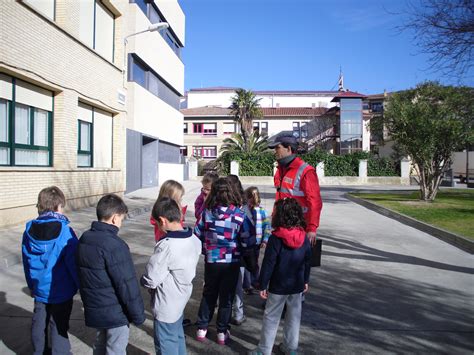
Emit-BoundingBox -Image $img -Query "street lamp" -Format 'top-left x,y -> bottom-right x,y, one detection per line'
123,22 -> 169,87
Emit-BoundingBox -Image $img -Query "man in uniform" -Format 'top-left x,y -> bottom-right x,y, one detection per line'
269,133 -> 322,245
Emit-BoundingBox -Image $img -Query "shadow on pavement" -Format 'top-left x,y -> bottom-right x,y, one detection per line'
321,234 -> 474,274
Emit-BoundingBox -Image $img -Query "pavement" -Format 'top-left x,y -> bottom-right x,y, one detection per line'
1,180 -> 473,354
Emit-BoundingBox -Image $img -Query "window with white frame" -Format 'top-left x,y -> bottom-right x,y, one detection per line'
77,102 -> 113,168
0,74 -> 53,166
183,123 -> 188,134
293,121 -> 301,138
193,146 -> 217,159
79,0 -> 115,63
223,122 -> 236,134
192,123 -> 217,135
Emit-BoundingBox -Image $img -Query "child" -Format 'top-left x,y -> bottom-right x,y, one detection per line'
250,198 -> 311,355
232,186 -> 271,325
141,198 -> 202,354
22,186 -> 79,354
194,172 -> 218,220
76,194 -> 145,354
150,180 -> 187,242
194,177 -> 251,345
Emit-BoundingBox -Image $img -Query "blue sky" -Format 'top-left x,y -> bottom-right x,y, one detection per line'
179,0 -> 473,94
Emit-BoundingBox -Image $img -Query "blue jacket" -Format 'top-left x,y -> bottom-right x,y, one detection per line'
22,212 -> 79,304
259,227 -> 311,295
76,221 -> 145,329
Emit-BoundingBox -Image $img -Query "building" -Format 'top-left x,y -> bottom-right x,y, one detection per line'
125,0 -> 185,192
181,87 -> 370,159
0,0 -> 129,226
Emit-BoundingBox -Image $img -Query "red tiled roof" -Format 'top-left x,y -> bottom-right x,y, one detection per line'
181,106 -> 328,117
330,90 -> 367,102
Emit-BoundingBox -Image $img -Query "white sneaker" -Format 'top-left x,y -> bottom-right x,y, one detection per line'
196,328 -> 207,342
217,330 -> 230,345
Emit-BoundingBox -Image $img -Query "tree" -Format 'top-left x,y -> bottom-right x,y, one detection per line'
229,89 -> 263,146
382,82 -> 474,201
401,0 -> 474,78
220,131 -> 269,154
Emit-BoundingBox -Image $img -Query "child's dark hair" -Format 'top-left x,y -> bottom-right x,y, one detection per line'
96,194 -> 128,221
226,174 -> 244,206
272,198 -> 306,229
245,186 -> 261,207
37,186 -> 66,214
202,172 -> 219,185
152,198 -> 181,223
205,177 -> 240,209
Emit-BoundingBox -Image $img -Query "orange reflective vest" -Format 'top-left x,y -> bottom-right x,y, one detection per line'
274,157 -> 315,216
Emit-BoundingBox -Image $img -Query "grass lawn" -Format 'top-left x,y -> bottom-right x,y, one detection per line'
350,189 -> 474,240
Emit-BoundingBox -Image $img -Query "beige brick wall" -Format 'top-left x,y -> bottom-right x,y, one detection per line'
0,0 -> 129,227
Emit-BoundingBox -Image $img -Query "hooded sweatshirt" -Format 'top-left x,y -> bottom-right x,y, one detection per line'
194,205 -> 245,263
22,212 -> 79,303
259,227 -> 312,295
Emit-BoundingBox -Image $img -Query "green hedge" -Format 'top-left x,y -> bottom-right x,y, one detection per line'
217,150 -> 399,176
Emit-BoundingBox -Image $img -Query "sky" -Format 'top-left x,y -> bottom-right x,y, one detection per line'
178,0 -> 473,95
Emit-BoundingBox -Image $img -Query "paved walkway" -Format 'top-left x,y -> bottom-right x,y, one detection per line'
0,181 -> 473,354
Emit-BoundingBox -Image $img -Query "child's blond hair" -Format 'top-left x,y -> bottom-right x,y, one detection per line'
158,180 -> 185,204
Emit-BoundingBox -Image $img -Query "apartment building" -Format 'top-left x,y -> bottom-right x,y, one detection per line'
181,87 -> 370,159
0,0 -> 130,226
125,0 -> 185,192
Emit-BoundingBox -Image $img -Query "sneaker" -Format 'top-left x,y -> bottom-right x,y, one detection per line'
230,315 -> 247,326
216,330 -> 230,345
196,328 -> 207,342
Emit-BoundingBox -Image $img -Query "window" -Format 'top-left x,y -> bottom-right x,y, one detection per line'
78,120 -> 92,167
79,0 -> 115,63
293,122 -> 300,138
261,122 -> 268,135
77,102 -> 113,168
301,124 -> 308,138
128,55 -> 181,110
340,98 -> 363,154
23,0 -> 55,20
183,123 -> 188,134
193,123 -> 203,134
193,146 -> 217,159
223,122 -> 236,134
0,75 -> 53,166
180,146 -> 188,156
253,122 -> 260,133
203,123 -> 217,135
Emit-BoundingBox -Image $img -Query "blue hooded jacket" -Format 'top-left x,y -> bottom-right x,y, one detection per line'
22,212 -> 79,304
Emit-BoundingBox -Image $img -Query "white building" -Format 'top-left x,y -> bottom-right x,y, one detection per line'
125,0 -> 185,192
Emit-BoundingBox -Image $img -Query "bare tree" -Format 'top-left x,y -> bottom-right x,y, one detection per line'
402,0 -> 474,78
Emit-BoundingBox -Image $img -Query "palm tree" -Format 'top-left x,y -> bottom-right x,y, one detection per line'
229,89 -> 263,147
220,131 -> 269,154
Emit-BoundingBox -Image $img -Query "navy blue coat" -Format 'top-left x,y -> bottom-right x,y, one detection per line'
259,233 -> 311,295
76,221 -> 145,329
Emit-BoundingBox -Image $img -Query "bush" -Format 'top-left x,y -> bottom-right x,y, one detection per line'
217,149 -> 399,177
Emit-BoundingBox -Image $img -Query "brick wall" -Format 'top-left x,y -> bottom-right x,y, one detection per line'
0,0 -> 128,227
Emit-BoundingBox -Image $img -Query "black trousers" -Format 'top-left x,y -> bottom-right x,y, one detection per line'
196,262 -> 240,333
31,299 -> 73,355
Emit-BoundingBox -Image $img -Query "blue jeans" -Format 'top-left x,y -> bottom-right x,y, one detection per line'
154,315 -> 186,355
93,325 -> 129,355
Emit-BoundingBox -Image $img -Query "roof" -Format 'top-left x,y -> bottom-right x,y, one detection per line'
330,90 -> 368,102
181,106 -> 328,117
